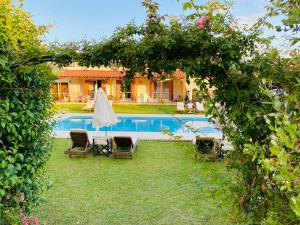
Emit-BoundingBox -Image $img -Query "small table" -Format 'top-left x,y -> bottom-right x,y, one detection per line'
92,136 -> 112,157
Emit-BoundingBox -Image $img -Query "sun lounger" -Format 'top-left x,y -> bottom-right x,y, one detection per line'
195,102 -> 205,112
193,137 -> 221,161
81,100 -> 94,111
64,130 -> 92,157
112,136 -> 139,159
176,102 -> 185,112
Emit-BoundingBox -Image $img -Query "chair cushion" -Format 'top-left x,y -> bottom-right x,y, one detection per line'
70,130 -> 89,147
113,137 -> 133,148
196,138 -> 214,154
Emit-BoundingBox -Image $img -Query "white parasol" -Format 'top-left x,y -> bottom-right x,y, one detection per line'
93,88 -> 119,135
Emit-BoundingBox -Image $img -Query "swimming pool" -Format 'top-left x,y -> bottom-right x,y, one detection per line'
55,116 -> 221,135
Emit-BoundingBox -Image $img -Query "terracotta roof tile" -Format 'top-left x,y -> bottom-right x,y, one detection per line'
59,70 -> 125,78
59,70 -> 185,79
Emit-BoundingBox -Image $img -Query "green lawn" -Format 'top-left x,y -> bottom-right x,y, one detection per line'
39,139 -> 234,225
54,103 -> 194,114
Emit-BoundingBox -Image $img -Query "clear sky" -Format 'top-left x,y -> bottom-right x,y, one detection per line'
22,0 -> 270,43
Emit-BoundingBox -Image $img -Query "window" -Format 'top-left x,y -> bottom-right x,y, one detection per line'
153,81 -> 169,99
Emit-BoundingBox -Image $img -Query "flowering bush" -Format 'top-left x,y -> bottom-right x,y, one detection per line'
196,16 -> 210,29
0,1 -> 54,223
20,209 -> 39,225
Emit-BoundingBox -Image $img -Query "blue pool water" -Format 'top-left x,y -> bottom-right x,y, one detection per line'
54,116 -> 221,134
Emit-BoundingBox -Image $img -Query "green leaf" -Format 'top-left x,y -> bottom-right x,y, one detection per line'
291,37 -> 300,46
265,22 -> 274,29
290,195 -> 300,216
0,56 -> 8,67
0,189 -> 5,198
182,2 -> 192,10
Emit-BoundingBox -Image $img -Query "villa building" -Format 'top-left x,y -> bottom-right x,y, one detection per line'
52,66 -> 201,103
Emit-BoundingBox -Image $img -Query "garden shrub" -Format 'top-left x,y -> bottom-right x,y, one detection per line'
0,1 -> 55,223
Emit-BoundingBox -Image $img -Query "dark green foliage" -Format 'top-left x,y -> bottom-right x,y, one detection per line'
0,1 -> 55,223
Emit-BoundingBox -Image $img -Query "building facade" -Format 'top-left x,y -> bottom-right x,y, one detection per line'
52,66 -> 200,103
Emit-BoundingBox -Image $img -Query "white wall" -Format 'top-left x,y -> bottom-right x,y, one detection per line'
136,78 -> 150,103
173,79 -> 185,100
68,78 -> 81,101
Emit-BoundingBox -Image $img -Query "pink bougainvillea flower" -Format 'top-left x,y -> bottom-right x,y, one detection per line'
197,23 -> 205,29
32,217 -> 39,225
196,16 -> 210,29
5,194 -> 11,200
23,217 -> 29,225
200,17 -> 207,24
196,18 -> 204,29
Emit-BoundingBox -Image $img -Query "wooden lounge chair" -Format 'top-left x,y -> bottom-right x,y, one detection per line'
195,102 -> 205,112
176,102 -> 185,112
81,100 -> 94,112
193,137 -> 221,161
64,130 -> 92,157
111,136 -> 138,159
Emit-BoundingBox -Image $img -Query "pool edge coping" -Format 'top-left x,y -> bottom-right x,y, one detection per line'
54,113 -> 207,121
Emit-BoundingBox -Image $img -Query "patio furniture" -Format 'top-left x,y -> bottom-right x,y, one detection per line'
93,88 -> 119,135
92,136 -> 112,156
195,102 -> 205,112
176,102 -> 185,112
187,102 -> 194,113
193,137 -> 221,161
147,97 -> 154,103
64,130 -> 92,157
220,138 -> 234,157
112,136 -> 139,159
82,100 -> 94,111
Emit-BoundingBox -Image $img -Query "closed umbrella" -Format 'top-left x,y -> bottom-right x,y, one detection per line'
93,88 -> 119,135
94,83 -> 98,100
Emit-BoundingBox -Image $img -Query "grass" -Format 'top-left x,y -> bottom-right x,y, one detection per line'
39,139 -> 234,225
54,103 -> 196,114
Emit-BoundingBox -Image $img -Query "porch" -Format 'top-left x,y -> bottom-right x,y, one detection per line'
131,77 -> 187,103
52,78 -> 187,103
